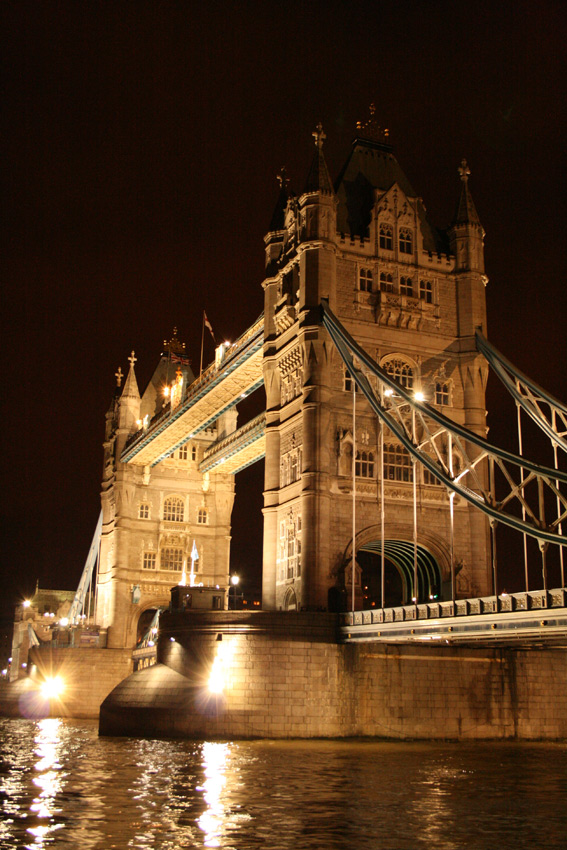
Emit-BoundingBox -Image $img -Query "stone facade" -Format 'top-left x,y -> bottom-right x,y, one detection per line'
99,612 -> 567,740
262,123 -> 491,611
96,335 -> 236,649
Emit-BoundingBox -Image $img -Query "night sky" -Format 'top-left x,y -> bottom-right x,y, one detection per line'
2,1 -> 566,617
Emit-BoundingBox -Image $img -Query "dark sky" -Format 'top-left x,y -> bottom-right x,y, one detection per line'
2,0 -> 566,616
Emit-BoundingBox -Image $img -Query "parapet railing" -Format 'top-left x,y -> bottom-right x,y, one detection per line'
340,587 -> 566,628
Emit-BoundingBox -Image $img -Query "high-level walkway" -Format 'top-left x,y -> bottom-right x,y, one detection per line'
122,314 -> 264,467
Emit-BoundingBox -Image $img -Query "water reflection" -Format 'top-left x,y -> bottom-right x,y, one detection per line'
27,718 -> 65,846
0,720 -> 566,849
197,742 -> 229,847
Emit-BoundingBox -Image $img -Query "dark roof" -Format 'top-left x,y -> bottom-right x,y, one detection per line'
452,176 -> 482,228
334,136 -> 441,252
304,146 -> 334,195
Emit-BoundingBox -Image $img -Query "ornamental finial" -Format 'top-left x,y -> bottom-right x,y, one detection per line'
277,166 -> 289,189
115,366 -> 123,388
459,159 -> 471,182
356,103 -> 389,143
312,122 -> 326,150
128,351 -> 137,368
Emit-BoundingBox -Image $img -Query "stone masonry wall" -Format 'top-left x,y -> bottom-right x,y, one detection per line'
99,612 -> 567,739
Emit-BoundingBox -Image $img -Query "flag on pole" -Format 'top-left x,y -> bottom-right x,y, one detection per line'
190,539 -> 199,587
204,312 -> 216,343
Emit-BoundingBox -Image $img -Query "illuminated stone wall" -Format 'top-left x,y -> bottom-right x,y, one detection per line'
99,613 -> 567,740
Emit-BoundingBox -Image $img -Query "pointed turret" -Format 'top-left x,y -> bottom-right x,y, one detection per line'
121,351 -> 140,400
452,159 -> 483,229
449,160 -> 485,275
117,351 -> 141,438
304,123 -> 334,194
269,167 -> 294,232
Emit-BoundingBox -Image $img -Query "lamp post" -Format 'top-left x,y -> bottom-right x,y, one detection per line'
230,574 -> 239,609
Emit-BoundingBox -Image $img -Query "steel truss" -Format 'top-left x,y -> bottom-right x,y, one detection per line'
476,332 -> 567,454
321,301 -> 567,550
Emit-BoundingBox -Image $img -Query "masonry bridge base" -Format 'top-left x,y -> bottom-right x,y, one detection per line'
99,611 -> 567,740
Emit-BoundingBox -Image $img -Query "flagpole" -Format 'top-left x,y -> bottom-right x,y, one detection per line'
200,311 -> 205,377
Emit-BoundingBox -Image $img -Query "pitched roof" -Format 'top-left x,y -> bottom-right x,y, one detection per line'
121,353 -> 140,401
334,135 -> 441,252
452,161 -> 482,228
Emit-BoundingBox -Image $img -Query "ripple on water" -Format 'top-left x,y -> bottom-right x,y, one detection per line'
0,720 -> 565,849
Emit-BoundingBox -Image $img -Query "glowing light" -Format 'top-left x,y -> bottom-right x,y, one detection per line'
414,391 -> 425,402
21,663 -> 27,668
208,657 -> 225,694
23,599 -> 31,608
59,617 -> 68,627
230,575 -> 239,587
40,676 -> 65,699
384,388 -> 394,397
170,637 -> 175,642
164,386 -> 170,397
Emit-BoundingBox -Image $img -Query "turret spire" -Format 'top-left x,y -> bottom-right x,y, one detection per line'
121,350 -> 140,400
453,159 -> 482,228
304,123 -> 334,194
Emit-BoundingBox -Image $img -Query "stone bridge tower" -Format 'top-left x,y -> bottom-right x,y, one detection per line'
96,332 -> 236,648
262,117 -> 490,611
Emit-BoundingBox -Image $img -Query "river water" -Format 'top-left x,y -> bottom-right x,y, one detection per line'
0,719 -> 565,849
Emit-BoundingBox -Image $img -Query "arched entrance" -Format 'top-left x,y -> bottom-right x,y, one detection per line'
357,540 -> 442,607
283,587 -> 298,611
136,608 -> 159,645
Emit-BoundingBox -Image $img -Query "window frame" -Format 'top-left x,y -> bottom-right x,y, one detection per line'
163,496 -> 185,523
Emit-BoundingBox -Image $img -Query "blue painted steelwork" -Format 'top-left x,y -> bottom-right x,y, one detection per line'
359,540 -> 441,603
200,413 -> 266,473
476,331 -> 567,454
69,510 -> 102,624
121,314 -> 264,465
321,300 -> 567,547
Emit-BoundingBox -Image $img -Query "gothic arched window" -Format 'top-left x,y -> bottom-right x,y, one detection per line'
399,228 -> 413,254
379,272 -> 393,292
382,357 -> 415,389
163,496 -> 184,522
379,223 -> 393,250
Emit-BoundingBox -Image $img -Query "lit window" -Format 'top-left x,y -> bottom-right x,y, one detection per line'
191,446 -> 197,461
379,223 -> 393,250
400,276 -> 413,296
197,508 -> 208,524
161,547 -> 183,571
419,280 -> 433,303
399,228 -> 413,254
163,496 -> 184,522
142,552 -> 156,570
355,450 -> 375,478
435,382 -> 450,406
359,268 -> 373,292
344,366 -> 359,393
278,514 -> 302,580
178,445 -> 188,460
383,358 -> 414,389
379,272 -> 394,292
384,443 -> 412,482
138,504 -> 149,519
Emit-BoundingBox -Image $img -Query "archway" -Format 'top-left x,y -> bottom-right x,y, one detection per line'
357,540 -> 442,606
136,608 -> 159,645
283,587 -> 298,611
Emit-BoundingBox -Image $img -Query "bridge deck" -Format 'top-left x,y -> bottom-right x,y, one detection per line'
200,413 -> 266,474
122,315 -> 264,466
340,588 -> 567,646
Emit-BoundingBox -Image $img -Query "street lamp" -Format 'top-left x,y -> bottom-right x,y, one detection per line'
230,574 -> 239,609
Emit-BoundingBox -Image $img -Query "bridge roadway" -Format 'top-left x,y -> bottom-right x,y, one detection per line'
340,588 -> 567,646
122,315 -> 265,467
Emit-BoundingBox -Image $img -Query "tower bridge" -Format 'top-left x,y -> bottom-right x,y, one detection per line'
7,116 -> 566,735
86,117 -> 566,652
